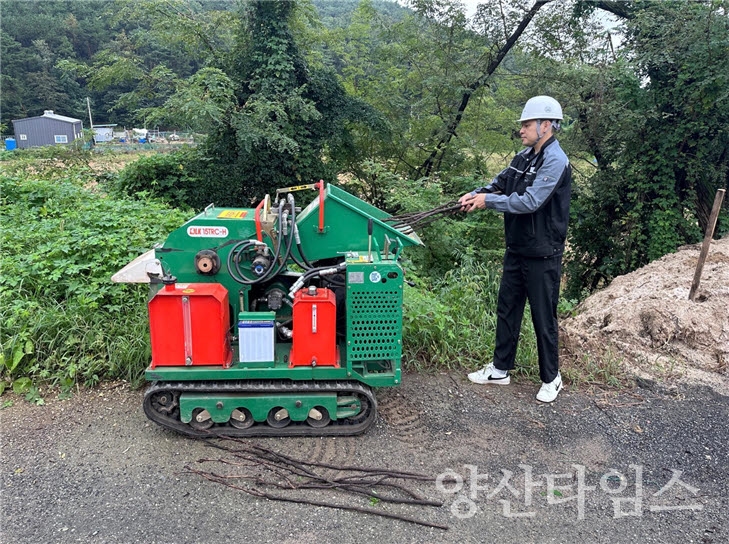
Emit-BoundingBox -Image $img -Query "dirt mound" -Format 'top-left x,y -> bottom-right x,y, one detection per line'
562,237 -> 729,393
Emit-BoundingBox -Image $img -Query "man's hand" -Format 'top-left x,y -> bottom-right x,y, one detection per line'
459,192 -> 487,213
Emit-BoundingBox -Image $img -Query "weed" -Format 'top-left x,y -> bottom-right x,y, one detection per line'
557,297 -> 579,318
11,377 -> 32,394
24,386 -> 45,406
402,257 -> 542,381
0,151 -> 188,391
561,347 -> 628,388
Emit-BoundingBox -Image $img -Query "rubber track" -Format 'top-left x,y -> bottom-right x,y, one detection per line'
143,380 -> 377,438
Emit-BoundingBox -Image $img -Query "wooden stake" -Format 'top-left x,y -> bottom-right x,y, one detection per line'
689,189 -> 726,301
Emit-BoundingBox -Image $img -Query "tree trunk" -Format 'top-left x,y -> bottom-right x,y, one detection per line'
416,0 -> 553,179
586,1 -> 635,20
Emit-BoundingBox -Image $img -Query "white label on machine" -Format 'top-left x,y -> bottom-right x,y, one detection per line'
187,225 -> 229,238
369,271 -> 381,283
239,321 -> 275,363
348,271 -> 364,284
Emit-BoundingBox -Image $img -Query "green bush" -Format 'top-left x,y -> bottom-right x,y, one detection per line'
111,146 -> 262,210
0,165 -> 189,388
402,257 -> 540,381
113,147 -> 199,208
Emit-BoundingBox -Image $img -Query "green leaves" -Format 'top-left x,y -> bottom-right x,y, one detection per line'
562,1 -> 729,298
12,377 -> 32,395
4,340 -> 34,375
152,67 -> 236,131
186,0 -> 383,201
0,154 -> 188,387
1,173 -> 184,306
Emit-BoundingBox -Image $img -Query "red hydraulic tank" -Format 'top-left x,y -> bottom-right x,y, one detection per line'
289,287 -> 339,367
148,282 -> 232,368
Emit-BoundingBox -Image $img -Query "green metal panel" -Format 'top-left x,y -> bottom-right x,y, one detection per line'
145,341 -> 401,386
179,392 -> 342,423
145,363 -> 400,386
239,311 -> 276,321
345,258 -> 404,367
147,363 -> 347,382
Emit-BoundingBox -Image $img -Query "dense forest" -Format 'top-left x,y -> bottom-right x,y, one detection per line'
2,0 -> 728,294
0,0 -> 407,129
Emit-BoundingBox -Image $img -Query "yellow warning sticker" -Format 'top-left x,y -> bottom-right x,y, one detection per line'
217,210 -> 248,219
182,288 -> 196,294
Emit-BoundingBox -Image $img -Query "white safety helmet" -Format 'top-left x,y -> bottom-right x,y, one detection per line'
519,95 -> 563,122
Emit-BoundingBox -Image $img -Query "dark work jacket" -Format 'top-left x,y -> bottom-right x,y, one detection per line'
472,137 -> 571,258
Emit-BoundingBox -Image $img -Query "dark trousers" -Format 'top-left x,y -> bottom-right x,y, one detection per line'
493,250 -> 561,383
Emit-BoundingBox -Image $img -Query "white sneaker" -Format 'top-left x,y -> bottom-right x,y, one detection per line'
536,373 -> 563,403
468,362 -> 510,385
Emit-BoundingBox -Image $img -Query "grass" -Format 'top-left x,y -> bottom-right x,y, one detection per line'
402,257 -> 541,382
1,296 -> 152,388
0,148 -> 189,396
561,348 -> 628,389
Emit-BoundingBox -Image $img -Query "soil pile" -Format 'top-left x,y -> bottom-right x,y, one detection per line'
562,237 -> 729,393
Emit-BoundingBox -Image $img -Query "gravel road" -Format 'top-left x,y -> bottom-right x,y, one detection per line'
1,373 -> 727,544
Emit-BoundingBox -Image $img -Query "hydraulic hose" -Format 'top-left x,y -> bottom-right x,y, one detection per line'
227,201 -> 285,285
288,262 -> 347,298
285,193 -> 312,271
226,240 -> 262,285
286,193 -> 314,271
227,192 -> 320,286
257,199 -> 295,282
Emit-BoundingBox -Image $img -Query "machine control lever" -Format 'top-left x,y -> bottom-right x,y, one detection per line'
367,218 -> 373,262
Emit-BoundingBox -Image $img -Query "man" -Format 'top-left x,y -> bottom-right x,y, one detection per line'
459,95 -> 571,403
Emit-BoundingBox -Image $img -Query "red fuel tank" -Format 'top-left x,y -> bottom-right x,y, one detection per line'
289,287 -> 339,367
149,282 -> 232,368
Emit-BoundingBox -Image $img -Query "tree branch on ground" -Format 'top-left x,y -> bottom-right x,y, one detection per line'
180,438 -> 449,530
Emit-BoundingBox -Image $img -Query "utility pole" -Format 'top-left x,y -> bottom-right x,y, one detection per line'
86,97 -> 94,129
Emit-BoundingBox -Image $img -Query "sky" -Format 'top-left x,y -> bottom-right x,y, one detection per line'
397,0 -> 622,38
462,0 -> 483,16
395,0 -> 518,17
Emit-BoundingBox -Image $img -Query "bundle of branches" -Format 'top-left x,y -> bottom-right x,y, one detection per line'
384,201 -> 463,231
182,437 -> 448,530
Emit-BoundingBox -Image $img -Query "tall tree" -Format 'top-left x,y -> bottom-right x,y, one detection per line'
412,0 -> 552,178
193,0 -> 381,201
96,0 -> 382,206
562,0 -> 729,296
323,0 -> 557,182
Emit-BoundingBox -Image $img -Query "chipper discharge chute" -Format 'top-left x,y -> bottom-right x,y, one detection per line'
113,182 -> 422,437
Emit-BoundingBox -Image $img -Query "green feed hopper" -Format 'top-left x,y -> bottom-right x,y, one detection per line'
296,184 -> 423,262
